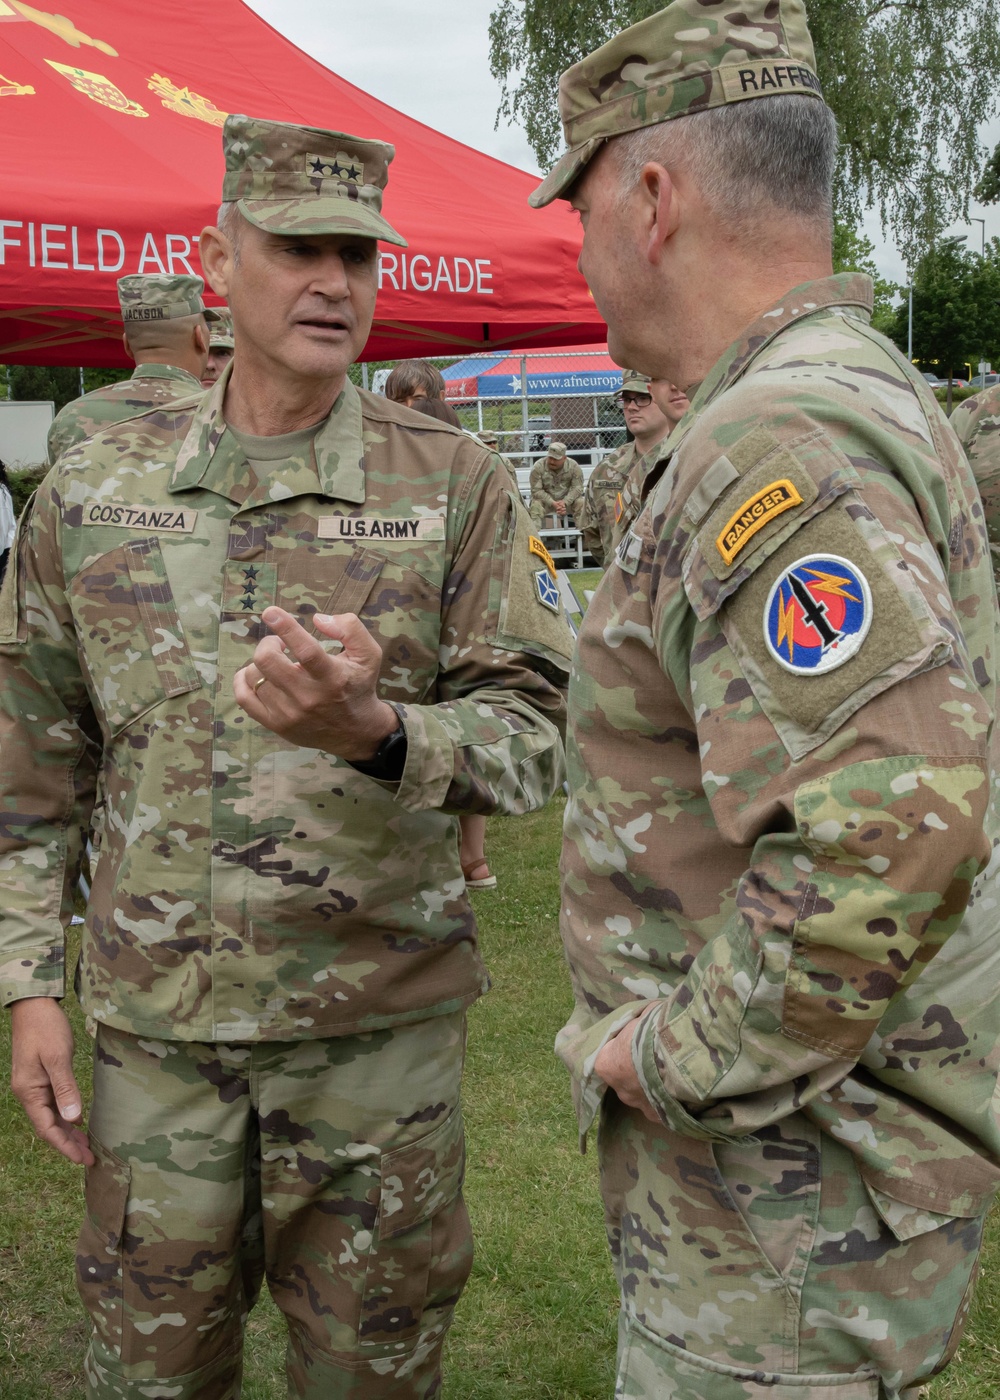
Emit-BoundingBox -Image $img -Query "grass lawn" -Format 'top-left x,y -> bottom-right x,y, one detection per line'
0,797 -> 997,1397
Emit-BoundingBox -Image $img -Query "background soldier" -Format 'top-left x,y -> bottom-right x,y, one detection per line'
2,114 -> 571,1400
952,383 -> 1000,592
579,372 -> 687,565
530,2 -> 1000,1396
200,304 -> 234,387
529,440 -> 583,525
478,428 -> 520,493
46,272 -> 215,463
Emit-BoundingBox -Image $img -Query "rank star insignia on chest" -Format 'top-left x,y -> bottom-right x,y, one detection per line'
534,568 -> 561,613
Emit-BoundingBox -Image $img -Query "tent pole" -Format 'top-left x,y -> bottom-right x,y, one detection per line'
79,366 -> 85,395
361,362 -> 370,391
520,355 -> 529,459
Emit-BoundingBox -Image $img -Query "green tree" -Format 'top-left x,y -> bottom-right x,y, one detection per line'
889,236 -> 1000,409
489,0 -> 1000,264
0,363 -> 132,412
832,221 -> 898,334
6,364 -> 81,413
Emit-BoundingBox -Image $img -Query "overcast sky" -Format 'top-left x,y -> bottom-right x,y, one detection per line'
245,0 -> 1000,291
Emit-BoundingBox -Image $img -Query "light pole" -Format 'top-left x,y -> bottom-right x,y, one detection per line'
972,217 -> 987,385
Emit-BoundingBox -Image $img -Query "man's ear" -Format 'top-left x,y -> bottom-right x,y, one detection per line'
640,162 -> 680,266
200,225 -> 233,298
121,331 -> 135,364
194,322 -> 210,355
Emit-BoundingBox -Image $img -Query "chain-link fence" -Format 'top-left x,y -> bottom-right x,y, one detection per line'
361,350 -> 629,567
363,348 -> 627,493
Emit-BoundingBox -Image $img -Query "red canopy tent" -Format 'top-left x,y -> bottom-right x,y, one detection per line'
0,0 -> 604,366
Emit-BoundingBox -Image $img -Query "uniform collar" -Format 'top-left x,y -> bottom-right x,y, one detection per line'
168,367 -> 366,507
131,362 -> 202,388
652,273 -> 875,472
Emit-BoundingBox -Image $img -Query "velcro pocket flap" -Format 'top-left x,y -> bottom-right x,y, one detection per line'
378,1104 -> 465,1240
683,428 -> 859,621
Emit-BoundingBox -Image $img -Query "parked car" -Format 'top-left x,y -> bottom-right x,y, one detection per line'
970,373 -> 1000,391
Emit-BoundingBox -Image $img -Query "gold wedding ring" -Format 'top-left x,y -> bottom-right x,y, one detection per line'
253,676 -> 267,695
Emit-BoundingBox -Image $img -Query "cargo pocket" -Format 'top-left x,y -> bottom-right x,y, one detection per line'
70,537 -> 201,736
359,1104 -> 472,1357
76,1136 -> 130,1357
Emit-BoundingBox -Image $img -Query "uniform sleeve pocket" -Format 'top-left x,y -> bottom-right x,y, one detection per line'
359,1105 -> 471,1353
70,537 -> 201,736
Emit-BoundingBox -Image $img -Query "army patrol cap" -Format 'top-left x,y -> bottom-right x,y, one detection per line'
547,441 -> 568,460
222,114 -> 407,247
117,274 -> 221,324
479,430 -> 499,446
529,0 -> 823,207
621,370 -> 651,393
209,306 -> 234,350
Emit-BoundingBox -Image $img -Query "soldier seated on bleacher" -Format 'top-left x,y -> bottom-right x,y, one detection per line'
529,441 -> 584,527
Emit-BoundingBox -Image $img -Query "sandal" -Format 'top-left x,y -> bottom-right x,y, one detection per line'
462,859 -> 497,890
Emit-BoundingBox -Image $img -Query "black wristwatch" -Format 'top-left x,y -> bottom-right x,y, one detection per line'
348,720 -> 408,782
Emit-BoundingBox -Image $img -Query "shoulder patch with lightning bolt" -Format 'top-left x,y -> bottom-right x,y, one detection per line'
764,554 -> 872,675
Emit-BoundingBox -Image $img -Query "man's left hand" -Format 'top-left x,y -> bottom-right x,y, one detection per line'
234,607 -> 399,760
594,1009 -> 661,1123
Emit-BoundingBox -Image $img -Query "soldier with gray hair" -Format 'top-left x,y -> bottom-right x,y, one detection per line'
46,273 -> 216,463
532,1 -> 1000,1396
1,113 -> 571,1399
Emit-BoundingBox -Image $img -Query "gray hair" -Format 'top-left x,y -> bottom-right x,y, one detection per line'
613,95 -> 837,241
216,202 -> 244,260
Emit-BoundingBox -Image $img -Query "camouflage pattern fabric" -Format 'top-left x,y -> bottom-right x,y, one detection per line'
952,383 -> 1000,593
80,1012 -> 470,1399
614,438 -> 668,551
530,0 -> 822,207
46,363 -> 204,464
529,457 -> 584,523
560,274 -> 1000,1392
600,1098 -> 982,1398
0,372 -> 572,1041
223,114 -> 407,246
208,305 -> 235,351
117,272 -> 217,324
578,441 -> 634,566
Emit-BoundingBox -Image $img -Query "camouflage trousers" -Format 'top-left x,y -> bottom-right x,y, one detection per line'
78,1013 -> 472,1400
598,1097 -> 984,1400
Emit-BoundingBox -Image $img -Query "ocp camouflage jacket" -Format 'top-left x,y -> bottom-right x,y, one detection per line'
0,377 -> 572,1041
560,274 -> 1000,1228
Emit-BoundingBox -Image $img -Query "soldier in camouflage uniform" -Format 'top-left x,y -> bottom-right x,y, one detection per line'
530,3 -> 1000,1396
478,428 -> 521,494
579,372 -> 687,566
46,273 -> 216,463
201,305 -> 235,387
1,114 -> 571,1400
952,384 -> 1000,592
529,440 -> 584,525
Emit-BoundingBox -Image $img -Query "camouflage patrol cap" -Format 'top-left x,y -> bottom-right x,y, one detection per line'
547,441 -> 568,460
117,274 -> 219,324
529,0 -> 822,208
208,306 -> 234,350
479,430 -> 499,446
621,370 -> 651,393
222,114 -> 407,247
